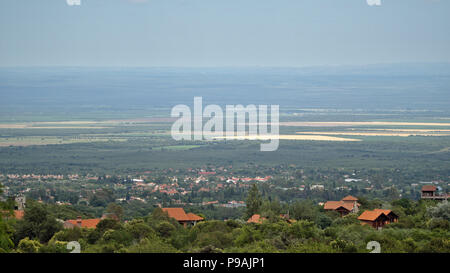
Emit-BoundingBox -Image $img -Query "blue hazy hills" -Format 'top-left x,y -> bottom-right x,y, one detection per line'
1,63 -> 449,115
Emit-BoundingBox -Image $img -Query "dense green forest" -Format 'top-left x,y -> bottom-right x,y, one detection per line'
1,128 -> 450,174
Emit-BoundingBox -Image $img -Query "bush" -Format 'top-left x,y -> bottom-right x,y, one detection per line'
17,237 -> 42,253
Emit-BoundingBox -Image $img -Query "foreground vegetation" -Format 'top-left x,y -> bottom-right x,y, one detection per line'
1,184 -> 449,253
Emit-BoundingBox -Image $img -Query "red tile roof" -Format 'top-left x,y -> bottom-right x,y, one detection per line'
14,210 -> 24,220
358,210 -> 386,221
66,218 -> 101,229
1,210 -> 24,220
373,209 -> 392,215
342,195 -> 358,201
162,208 -> 203,222
358,209 -> 399,222
373,209 -> 399,218
421,185 -> 437,192
247,214 -> 266,224
323,201 -> 354,211
187,212 -> 204,221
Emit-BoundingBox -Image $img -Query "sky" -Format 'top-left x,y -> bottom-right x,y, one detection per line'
0,0 -> 449,67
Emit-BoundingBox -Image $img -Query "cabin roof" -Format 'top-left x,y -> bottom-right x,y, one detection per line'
342,195 -> 358,201
14,210 -> 24,220
65,218 -> 101,229
162,208 -> 203,222
247,214 -> 266,224
373,209 -> 398,218
421,185 -> 437,192
187,212 -> 204,221
358,210 -> 384,221
323,201 -> 354,211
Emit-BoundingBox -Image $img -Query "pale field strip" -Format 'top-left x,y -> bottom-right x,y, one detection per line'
0,123 -> 109,129
213,135 -> 361,141
427,147 -> 450,154
172,133 -> 362,142
0,137 -> 127,147
296,132 -> 450,137
0,118 -> 175,129
30,127 -> 110,129
280,121 -> 450,127
366,129 -> 450,132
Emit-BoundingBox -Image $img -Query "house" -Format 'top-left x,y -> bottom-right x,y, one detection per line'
358,209 -> 399,229
421,185 -> 437,197
421,185 -> 448,200
358,210 -> 389,229
161,208 -> 204,227
324,201 -> 354,216
64,216 -> 101,229
323,195 -> 360,216
247,214 -> 266,224
310,184 -> 324,190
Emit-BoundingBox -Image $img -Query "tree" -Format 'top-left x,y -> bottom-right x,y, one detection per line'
156,221 -> 176,238
124,219 -> 155,240
0,184 -> 14,252
17,237 -> 42,253
290,200 -> 317,221
106,203 -> 124,221
14,202 -> 62,243
0,216 -> 14,252
372,173 -> 384,190
96,218 -> 121,233
428,202 -> 450,222
245,185 -> 262,219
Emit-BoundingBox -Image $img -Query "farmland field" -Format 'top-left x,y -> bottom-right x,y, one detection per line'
0,67 -> 449,175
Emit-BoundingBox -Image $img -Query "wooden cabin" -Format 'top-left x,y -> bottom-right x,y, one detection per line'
420,185 -> 449,200
358,209 -> 399,229
421,185 -> 437,198
323,195 -> 360,216
358,210 -> 390,229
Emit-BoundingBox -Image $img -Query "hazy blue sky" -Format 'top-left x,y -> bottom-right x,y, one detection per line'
0,0 -> 449,67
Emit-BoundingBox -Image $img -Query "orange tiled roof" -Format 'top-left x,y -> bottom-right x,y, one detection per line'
373,209 -> 398,218
187,212 -> 204,221
373,209 -> 392,215
341,195 -> 358,201
162,208 -> 203,222
66,218 -> 101,229
247,214 -> 266,224
14,210 -> 24,220
358,210 -> 385,221
1,210 -> 24,220
421,185 -> 437,192
323,201 -> 354,211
